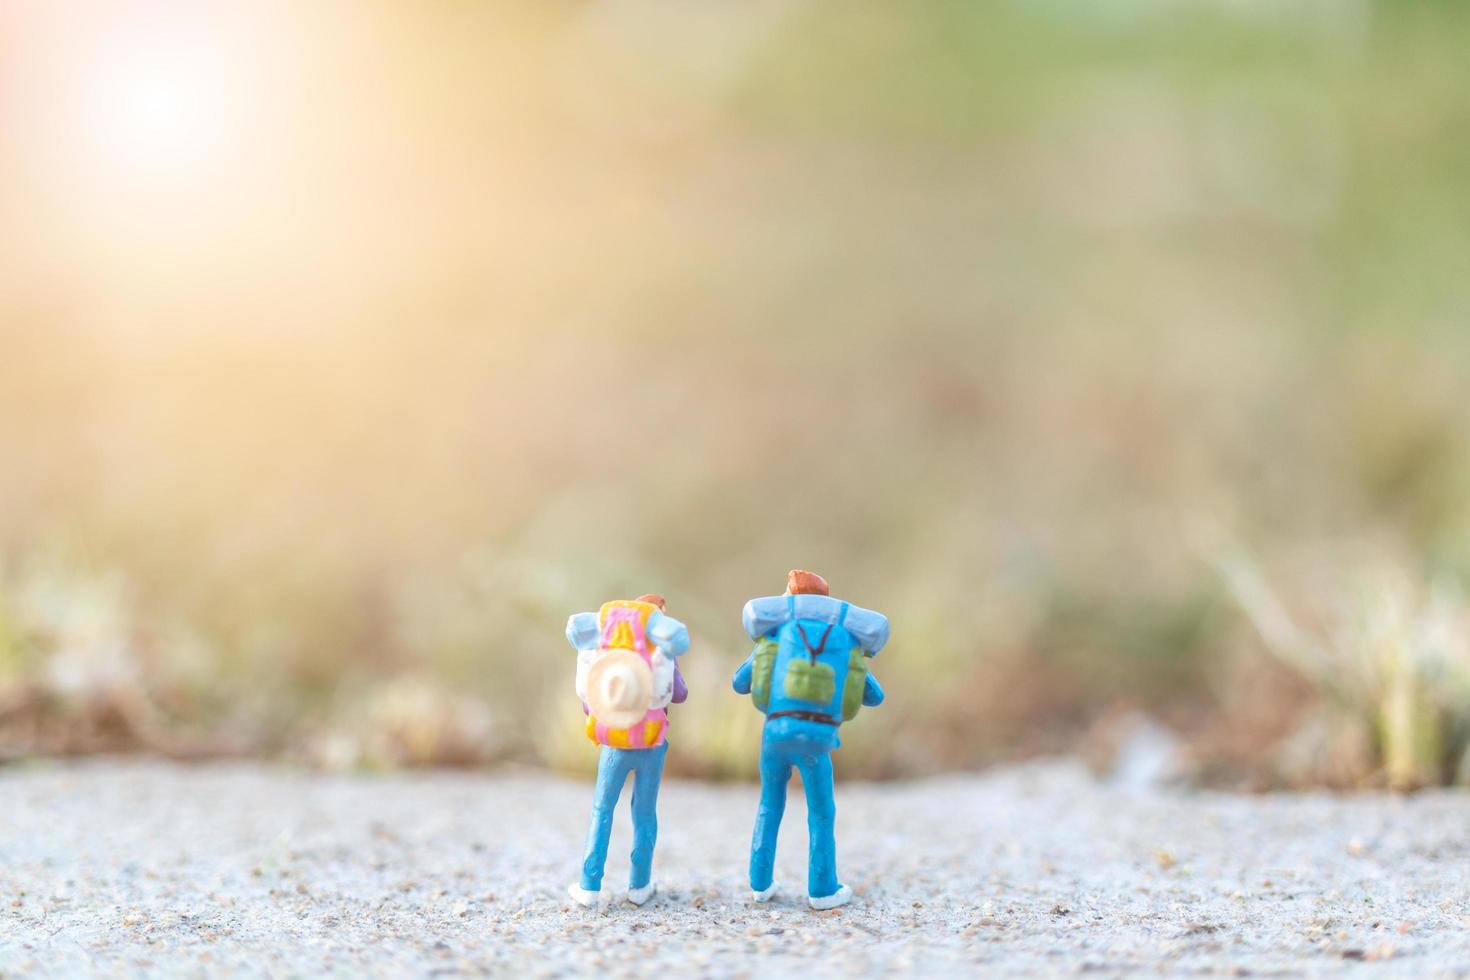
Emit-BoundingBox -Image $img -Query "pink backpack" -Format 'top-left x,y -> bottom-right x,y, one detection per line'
580,600 -> 669,749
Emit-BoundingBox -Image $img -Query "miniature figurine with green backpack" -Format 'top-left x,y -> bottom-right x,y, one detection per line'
733,570 -> 888,909
749,635 -> 869,722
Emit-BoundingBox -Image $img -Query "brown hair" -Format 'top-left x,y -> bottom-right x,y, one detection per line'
785,570 -> 829,596
635,593 -> 667,610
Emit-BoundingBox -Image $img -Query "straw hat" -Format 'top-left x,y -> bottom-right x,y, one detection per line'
585,650 -> 653,730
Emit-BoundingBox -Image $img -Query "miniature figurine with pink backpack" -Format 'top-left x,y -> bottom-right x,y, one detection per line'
575,599 -> 680,749
564,594 -> 688,907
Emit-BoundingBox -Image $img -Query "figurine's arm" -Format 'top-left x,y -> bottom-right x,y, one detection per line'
646,611 -> 689,657
671,664 -> 688,704
732,652 -> 755,695
862,671 -> 885,707
566,612 -> 599,650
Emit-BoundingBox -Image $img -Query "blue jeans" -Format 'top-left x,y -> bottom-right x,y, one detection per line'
580,742 -> 667,892
749,729 -> 840,899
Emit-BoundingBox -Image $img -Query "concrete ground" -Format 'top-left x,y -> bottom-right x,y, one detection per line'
2,759 -> 1469,977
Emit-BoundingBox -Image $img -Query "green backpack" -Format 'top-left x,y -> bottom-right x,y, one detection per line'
751,636 -> 868,721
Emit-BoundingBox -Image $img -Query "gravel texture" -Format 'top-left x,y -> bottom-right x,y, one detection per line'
3,759 -> 1470,977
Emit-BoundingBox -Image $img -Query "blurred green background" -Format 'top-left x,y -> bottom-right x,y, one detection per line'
1,1 -> 1468,785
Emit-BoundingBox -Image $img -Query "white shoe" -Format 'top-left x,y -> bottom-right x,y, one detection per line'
627,882 -> 656,906
751,881 -> 779,903
567,884 -> 599,908
808,884 -> 852,910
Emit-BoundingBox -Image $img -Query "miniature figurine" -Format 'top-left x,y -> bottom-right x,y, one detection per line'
733,570 -> 889,910
565,594 -> 689,907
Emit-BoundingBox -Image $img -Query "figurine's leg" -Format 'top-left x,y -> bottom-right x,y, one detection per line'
749,743 -> 791,894
627,742 -> 667,896
797,751 -> 844,904
579,747 -> 629,893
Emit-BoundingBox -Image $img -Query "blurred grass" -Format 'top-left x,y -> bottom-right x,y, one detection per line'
1225,551 -> 1470,789
0,1 -> 1468,781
